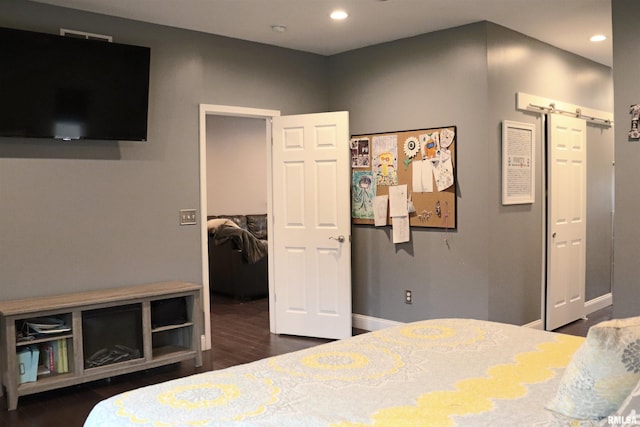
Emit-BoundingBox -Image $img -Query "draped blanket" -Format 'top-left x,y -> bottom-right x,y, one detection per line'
212,224 -> 268,264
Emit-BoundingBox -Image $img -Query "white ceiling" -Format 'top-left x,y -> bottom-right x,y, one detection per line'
32,0 -> 613,66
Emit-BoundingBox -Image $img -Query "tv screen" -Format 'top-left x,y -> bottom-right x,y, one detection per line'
0,27 -> 150,141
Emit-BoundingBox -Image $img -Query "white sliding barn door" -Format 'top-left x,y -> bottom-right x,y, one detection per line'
271,112 -> 352,339
546,115 -> 587,331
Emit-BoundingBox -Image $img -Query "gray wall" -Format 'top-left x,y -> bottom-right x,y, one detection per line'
0,0 -> 615,326
329,23 -> 492,322
329,22 -> 613,325
612,0 -> 640,318
485,23 -> 614,324
0,0 -> 328,300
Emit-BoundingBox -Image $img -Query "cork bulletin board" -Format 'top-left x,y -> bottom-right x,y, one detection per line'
351,126 -> 457,229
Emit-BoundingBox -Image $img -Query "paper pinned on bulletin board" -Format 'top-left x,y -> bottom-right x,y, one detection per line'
372,135 -> 398,186
388,184 -> 408,217
373,195 -> 388,226
389,185 -> 410,243
351,126 -> 457,229
412,160 -> 434,193
392,215 -> 410,243
351,171 -> 376,219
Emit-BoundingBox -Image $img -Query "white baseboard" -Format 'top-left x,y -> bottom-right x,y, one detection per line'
585,292 -> 612,315
523,319 -> 544,330
352,313 -> 404,332
355,293 -> 613,333
524,292 -> 613,330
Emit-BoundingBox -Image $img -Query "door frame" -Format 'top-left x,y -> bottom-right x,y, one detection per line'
198,104 -> 280,350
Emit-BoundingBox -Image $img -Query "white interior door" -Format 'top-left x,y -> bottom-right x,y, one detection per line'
271,111 -> 351,339
546,114 -> 587,331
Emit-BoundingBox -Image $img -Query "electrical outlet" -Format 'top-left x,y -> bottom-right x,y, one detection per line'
405,290 -> 412,304
179,209 -> 197,226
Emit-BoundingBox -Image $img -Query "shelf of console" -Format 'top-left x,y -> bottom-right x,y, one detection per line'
0,281 -> 203,411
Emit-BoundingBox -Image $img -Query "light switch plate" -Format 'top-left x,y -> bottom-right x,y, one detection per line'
179,209 -> 197,226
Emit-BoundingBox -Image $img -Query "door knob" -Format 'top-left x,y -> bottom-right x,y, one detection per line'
330,235 -> 345,243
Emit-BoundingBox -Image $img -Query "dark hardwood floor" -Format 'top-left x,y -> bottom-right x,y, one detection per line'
0,296 -> 612,426
0,296 -> 332,426
553,303 -> 613,336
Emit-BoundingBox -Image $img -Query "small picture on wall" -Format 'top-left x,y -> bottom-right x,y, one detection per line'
351,171 -> 376,219
502,120 -> 535,205
372,134 -> 398,186
350,137 -> 370,168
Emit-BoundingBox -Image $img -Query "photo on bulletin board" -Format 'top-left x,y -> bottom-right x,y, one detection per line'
350,126 -> 457,229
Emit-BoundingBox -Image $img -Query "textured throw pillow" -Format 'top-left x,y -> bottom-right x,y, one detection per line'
606,378 -> 640,426
546,317 -> 640,420
246,214 -> 267,240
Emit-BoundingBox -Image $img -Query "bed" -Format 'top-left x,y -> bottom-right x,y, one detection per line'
84,318 -> 639,427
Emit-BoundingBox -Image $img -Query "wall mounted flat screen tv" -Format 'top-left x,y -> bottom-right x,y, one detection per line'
0,27 -> 150,141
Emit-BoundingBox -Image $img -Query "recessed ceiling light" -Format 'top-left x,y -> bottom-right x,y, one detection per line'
330,10 -> 348,20
271,24 -> 287,33
590,34 -> 606,42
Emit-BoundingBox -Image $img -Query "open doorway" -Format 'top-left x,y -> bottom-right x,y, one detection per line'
198,104 -> 280,350
205,115 -> 270,329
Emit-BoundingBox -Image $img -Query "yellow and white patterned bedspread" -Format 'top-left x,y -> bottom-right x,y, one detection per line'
84,319 -> 592,426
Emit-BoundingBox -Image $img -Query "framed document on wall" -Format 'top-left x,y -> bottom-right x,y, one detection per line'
502,120 -> 535,205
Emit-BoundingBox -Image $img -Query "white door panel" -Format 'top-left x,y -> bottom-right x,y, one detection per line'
546,115 -> 586,330
272,111 -> 351,339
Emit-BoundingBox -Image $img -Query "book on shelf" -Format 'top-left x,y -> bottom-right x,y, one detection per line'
61,339 -> 68,372
37,364 -> 50,376
54,340 -> 62,373
37,342 -> 52,377
37,339 -> 68,376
